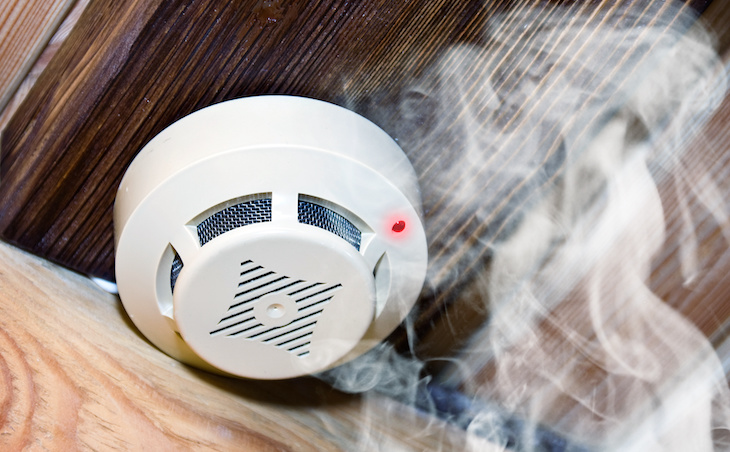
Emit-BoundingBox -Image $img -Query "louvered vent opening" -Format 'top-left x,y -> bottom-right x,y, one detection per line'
298,197 -> 361,250
197,196 -> 272,246
170,250 -> 184,294
170,194 -> 361,297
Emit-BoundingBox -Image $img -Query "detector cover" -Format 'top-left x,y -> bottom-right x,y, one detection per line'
114,96 -> 427,379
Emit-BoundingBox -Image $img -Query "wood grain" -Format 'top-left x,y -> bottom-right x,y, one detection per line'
0,0 -> 76,112
0,240 -> 475,450
0,0 -> 90,133
0,0 -> 492,282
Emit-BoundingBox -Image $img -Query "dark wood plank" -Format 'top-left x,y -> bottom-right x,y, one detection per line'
0,0 -> 492,281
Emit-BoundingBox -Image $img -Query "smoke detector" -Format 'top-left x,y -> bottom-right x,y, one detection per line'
114,96 -> 427,380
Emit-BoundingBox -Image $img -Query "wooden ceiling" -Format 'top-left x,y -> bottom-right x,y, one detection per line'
0,0 -> 495,281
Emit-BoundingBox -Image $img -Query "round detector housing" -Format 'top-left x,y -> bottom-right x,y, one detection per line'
114,96 -> 428,380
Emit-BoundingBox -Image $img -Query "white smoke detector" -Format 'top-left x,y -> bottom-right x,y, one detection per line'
114,96 -> 427,380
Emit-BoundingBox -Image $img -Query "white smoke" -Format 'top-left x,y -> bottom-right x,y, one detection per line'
323,2 -> 730,450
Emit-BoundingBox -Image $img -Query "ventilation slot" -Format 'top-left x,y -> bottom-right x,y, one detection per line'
197,196 -> 272,246
170,250 -> 184,294
298,198 -> 361,250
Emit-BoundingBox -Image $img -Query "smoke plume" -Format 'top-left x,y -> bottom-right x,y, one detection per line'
323,2 -> 730,450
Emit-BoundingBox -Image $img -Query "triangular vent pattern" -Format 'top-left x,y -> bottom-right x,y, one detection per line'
209,260 -> 340,358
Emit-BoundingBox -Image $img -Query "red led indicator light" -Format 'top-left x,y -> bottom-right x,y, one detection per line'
392,220 -> 406,233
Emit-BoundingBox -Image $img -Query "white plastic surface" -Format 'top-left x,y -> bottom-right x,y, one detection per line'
175,227 -> 375,379
114,95 -> 427,379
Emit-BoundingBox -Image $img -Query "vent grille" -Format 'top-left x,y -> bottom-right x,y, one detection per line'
170,251 -> 183,293
209,260 -> 340,358
298,199 -> 361,250
197,197 -> 272,246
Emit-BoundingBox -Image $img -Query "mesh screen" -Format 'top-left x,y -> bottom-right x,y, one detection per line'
197,198 -> 272,246
298,200 -> 361,250
170,251 -> 183,293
